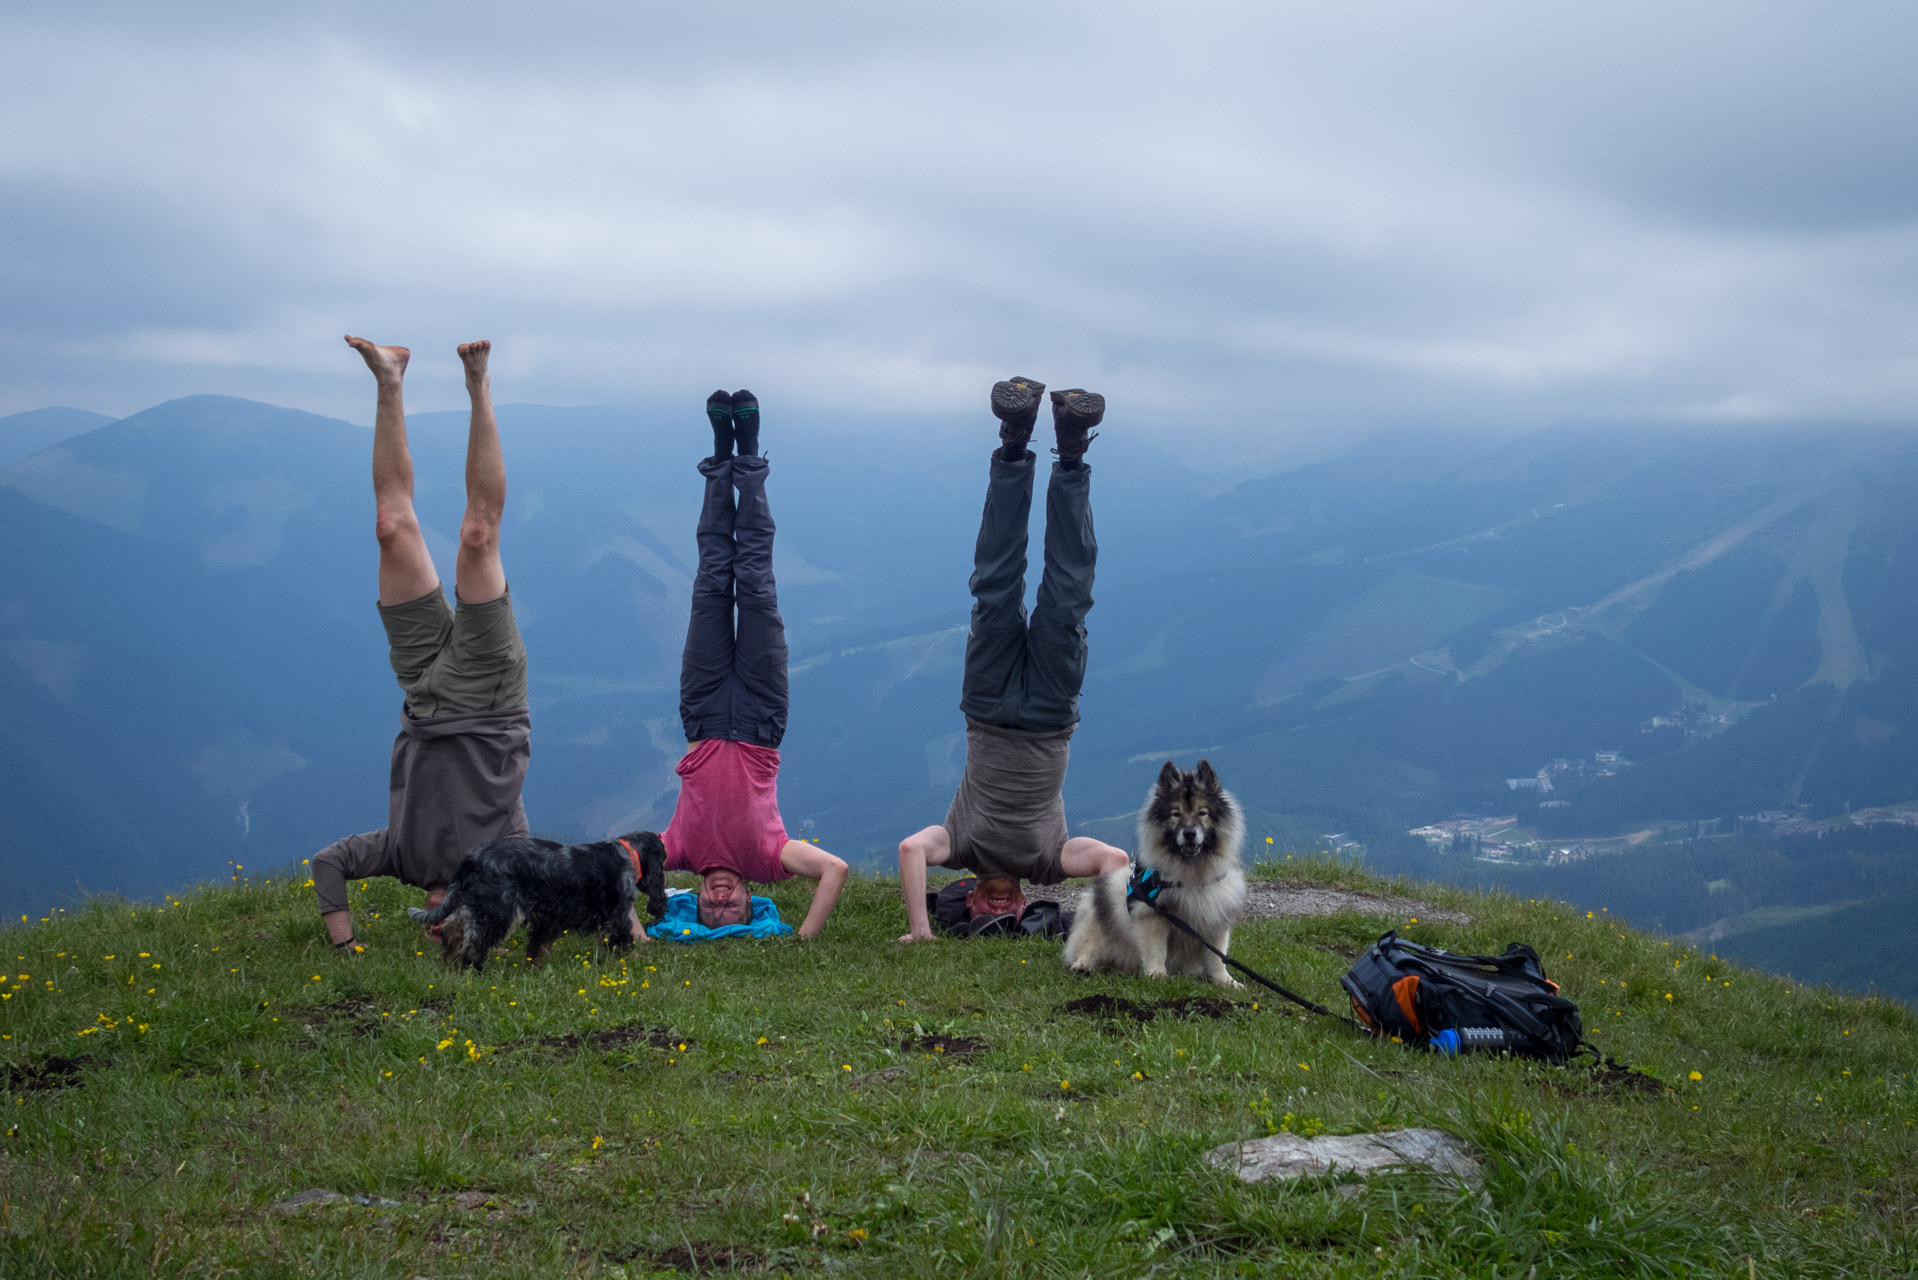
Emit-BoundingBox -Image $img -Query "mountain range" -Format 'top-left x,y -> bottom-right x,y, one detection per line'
3,398 -> 1916,999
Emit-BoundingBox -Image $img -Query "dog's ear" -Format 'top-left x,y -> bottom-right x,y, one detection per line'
1195,759 -> 1219,791
636,831 -> 669,922
1157,760 -> 1182,790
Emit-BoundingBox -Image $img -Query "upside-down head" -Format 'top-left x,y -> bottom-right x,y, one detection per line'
697,867 -> 753,928
966,875 -> 1028,920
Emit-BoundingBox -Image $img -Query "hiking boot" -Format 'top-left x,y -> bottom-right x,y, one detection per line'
730,389 -> 760,457
991,377 -> 1046,456
706,390 -> 734,459
1049,389 -> 1104,465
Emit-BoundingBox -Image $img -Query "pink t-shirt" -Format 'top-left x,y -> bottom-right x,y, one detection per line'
661,738 -> 792,883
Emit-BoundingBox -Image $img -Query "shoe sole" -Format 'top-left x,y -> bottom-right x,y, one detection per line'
992,378 -> 1046,422
1050,389 -> 1105,429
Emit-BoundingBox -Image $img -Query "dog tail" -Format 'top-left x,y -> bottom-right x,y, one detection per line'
407,893 -> 457,927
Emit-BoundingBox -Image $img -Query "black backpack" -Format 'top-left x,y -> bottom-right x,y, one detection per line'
1341,932 -> 1585,1062
927,878 -> 1072,939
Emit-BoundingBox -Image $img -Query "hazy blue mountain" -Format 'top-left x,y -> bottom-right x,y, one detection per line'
0,407 -> 115,467
3,397 -> 1916,1002
0,395 -> 1218,908
0,484 -> 390,915
1712,888 -> 1918,1004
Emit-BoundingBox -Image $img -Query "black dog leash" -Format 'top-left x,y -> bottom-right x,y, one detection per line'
1126,867 -> 1363,1028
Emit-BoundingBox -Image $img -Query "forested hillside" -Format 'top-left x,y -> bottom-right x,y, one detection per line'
3,401 -> 1916,999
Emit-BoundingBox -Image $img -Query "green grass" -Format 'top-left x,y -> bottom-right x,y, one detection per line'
1,860 -> 1912,1278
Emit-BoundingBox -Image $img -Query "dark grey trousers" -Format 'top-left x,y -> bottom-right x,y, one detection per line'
959,454 -> 1096,733
680,454 -> 789,748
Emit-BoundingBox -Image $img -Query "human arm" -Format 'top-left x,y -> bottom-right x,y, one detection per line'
626,906 -> 653,943
1059,836 -> 1129,879
895,824 -> 952,942
779,839 -> 849,940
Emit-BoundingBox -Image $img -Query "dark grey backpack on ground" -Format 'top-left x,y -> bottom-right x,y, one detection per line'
1342,931 -> 1585,1062
928,878 -> 1072,939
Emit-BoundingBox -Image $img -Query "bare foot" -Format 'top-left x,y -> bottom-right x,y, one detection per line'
457,339 -> 491,386
896,929 -> 936,944
345,335 -> 409,382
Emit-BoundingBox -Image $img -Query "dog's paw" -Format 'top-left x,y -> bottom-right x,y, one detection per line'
1142,965 -> 1169,980
1218,976 -> 1245,990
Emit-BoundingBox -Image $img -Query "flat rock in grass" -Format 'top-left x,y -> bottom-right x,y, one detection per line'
273,1189 -> 347,1212
1205,1129 -> 1480,1186
271,1189 -> 400,1212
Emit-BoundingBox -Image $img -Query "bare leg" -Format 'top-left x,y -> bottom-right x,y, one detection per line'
455,340 -> 507,605
346,335 -> 439,606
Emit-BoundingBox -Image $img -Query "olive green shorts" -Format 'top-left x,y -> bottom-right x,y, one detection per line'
378,585 -> 528,719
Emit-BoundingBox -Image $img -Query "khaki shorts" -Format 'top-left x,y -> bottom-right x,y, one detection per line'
379,585 -> 528,719
940,823 -> 1068,887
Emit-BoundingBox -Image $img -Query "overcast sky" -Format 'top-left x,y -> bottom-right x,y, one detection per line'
3,2 -> 1915,453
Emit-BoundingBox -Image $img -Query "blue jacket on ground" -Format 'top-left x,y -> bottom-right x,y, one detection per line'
645,888 -> 793,942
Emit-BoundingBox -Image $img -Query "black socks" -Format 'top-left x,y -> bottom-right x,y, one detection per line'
730,389 -> 760,457
706,390 -> 733,459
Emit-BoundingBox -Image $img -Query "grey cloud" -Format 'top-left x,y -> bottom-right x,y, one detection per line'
2,2 -> 1916,445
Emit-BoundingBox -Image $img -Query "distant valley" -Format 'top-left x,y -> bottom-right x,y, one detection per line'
4,399 -> 1916,1001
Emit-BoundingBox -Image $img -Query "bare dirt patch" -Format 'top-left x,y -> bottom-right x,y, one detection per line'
3,1054 -> 89,1093
536,1025 -> 689,1053
898,1034 -> 988,1060
1027,880 -> 1471,925
490,1024 -> 690,1058
850,1036 -> 990,1087
306,998 -> 384,1036
1558,1062 -> 1668,1097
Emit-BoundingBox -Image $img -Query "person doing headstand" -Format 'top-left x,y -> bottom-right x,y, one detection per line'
658,390 -> 848,938
313,337 -> 531,951
895,378 -> 1130,941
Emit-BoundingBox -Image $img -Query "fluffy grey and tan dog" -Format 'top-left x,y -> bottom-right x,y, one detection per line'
411,831 -> 668,970
1063,760 -> 1246,985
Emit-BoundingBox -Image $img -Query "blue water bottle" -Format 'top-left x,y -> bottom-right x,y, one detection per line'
1429,1028 -> 1462,1057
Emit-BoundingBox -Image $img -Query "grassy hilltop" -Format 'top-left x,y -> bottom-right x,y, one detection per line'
0,860 -> 1911,1279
